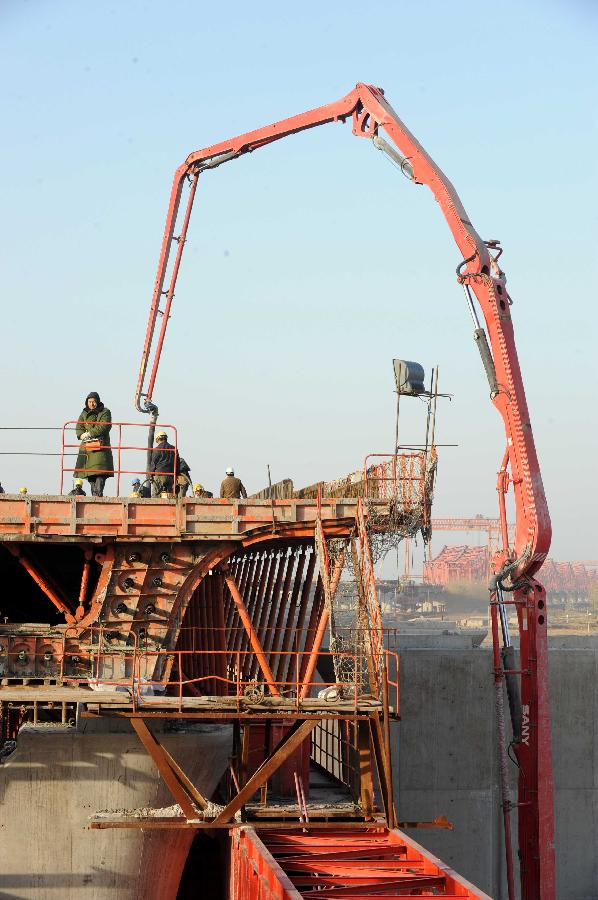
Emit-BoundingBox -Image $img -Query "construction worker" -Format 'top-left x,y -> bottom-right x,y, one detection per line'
193,482 -> 213,498
149,431 -> 179,497
74,391 -> 113,497
130,478 -> 151,498
68,479 -> 86,496
176,456 -> 192,498
220,467 -> 247,499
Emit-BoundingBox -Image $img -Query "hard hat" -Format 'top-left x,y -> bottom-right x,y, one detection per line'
75,479 -> 83,486
155,431 -> 167,440
132,478 -> 141,485
19,487 -> 28,494
193,483 -> 203,491
226,467 -> 234,476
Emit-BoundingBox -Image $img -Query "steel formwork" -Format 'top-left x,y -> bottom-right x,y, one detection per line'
230,828 -> 492,899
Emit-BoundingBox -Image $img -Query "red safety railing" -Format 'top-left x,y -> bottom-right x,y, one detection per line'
60,420 -> 178,495
363,451 -> 431,502
0,624 -> 399,714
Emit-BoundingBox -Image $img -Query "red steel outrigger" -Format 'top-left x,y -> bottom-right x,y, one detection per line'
135,83 -> 555,899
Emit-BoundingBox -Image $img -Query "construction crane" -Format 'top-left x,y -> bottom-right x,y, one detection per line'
431,516 -> 515,561
135,84 -> 555,900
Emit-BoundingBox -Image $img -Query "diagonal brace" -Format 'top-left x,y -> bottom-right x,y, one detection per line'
6,545 -> 76,624
222,567 -> 280,696
212,719 -> 317,825
130,717 -> 207,819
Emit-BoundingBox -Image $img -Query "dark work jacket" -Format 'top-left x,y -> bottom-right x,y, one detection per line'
150,440 -> 179,476
74,404 -> 114,479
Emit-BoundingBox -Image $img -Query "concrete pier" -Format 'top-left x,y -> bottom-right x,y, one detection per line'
0,718 -> 232,899
1,641 -> 595,898
394,644 -> 598,899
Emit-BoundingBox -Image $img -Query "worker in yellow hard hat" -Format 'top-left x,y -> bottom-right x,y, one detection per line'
129,478 -> 151,498
193,482 -> 214,498
68,478 -> 86,497
19,486 -> 28,495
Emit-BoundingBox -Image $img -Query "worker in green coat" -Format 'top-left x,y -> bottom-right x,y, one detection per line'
74,391 -> 114,497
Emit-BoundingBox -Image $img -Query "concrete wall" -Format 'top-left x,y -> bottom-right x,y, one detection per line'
0,718 -> 232,900
393,646 -> 598,900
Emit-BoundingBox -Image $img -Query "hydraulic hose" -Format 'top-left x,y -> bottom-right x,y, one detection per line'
474,328 -> 499,397
501,644 -> 522,744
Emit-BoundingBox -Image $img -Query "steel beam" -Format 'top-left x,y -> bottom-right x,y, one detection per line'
222,568 -> 280,696
129,717 -> 201,819
212,719 -> 317,825
6,545 -> 76,623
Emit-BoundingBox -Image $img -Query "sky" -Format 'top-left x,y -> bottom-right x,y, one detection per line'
0,0 -> 596,569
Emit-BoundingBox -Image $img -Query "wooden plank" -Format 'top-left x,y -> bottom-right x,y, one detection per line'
369,712 -> 395,828
90,817 -> 380,831
0,687 -> 124,703
358,720 -> 374,816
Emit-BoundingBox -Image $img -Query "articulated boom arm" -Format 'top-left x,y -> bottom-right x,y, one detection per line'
136,83 -> 555,900
135,82 -> 550,579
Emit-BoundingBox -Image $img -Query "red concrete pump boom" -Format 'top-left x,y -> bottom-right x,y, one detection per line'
135,84 -> 555,899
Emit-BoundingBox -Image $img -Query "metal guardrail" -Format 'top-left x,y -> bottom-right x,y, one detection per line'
0,624 -> 400,713
60,420 -> 178,495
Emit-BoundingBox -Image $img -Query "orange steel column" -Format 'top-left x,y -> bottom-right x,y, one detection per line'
75,549 -> 93,620
299,551 -> 345,700
7,547 -> 76,624
222,568 -> 280,697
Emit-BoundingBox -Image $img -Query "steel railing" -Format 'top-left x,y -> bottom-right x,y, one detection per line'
0,626 -> 400,714
60,420 -> 178,495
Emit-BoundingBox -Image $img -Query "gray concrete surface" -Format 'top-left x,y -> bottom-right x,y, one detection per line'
393,645 -> 598,900
0,718 -> 232,900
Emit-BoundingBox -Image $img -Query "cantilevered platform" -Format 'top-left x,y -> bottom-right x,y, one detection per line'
0,495 -> 384,542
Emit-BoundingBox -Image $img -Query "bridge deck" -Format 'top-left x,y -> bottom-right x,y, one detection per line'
0,495 -> 378,542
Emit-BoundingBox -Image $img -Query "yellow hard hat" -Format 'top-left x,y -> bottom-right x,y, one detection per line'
155,431 -> 167,440
75,479 -> 83,486
193,483 -> 203,491
19,487 -> 28,494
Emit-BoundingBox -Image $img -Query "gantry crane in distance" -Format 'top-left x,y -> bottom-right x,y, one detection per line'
135,84 -> 555,900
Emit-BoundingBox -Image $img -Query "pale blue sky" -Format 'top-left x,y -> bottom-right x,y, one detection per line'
0,0 -> 596,565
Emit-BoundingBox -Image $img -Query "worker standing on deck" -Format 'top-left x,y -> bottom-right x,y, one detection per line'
220,467 -> 247,499
149,431 -> 179,496
68,479 -> 86,496
74,391 -> 114,497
